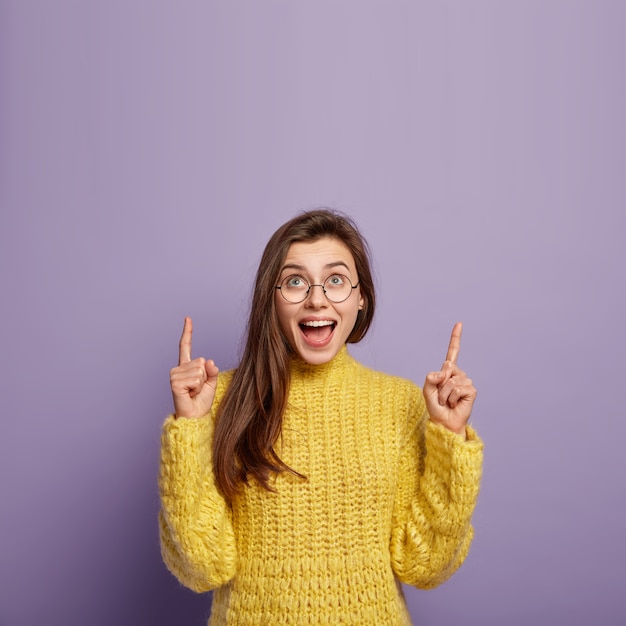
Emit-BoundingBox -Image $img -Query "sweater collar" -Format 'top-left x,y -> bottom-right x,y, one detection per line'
290,344 -> 351,380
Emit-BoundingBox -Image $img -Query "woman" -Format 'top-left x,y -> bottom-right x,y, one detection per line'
159,209 -> 483,625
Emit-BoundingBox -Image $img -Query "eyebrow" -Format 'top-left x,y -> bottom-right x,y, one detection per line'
280,261 -> 352,274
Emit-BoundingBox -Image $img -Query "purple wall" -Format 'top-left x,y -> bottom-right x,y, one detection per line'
1,2 -> 624,625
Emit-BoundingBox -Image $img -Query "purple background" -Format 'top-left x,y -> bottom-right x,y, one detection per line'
1,2 -> 624,625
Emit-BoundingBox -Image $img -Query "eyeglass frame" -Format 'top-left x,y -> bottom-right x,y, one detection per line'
275,273 -> 360,304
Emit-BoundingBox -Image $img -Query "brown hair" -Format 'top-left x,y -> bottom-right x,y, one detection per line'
213,209 -> 376,500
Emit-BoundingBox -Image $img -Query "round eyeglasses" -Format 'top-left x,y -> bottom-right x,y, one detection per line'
275,274 -> 359,304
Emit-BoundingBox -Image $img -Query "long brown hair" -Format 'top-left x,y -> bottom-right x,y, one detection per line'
213,209 -> 376,500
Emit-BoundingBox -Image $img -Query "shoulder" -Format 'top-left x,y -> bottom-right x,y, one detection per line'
211,369 -> 236,413
347,356 -> 426,441
216,368 -> 235,390
348,353 -> 419,389
347,354 -> 424,407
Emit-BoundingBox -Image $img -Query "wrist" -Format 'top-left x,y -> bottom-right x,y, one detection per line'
430,418 -> 467,440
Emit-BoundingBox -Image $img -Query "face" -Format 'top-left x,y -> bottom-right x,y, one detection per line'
275,237 -> 364,365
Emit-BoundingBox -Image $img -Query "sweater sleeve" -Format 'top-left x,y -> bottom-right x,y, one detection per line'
158,377 -> 237,592
390,388 -> 483,589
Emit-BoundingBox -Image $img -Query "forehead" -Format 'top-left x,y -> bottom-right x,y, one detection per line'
282,237 -> 357,272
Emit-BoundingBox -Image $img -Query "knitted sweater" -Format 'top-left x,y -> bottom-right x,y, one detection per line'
159,346 -> 483,625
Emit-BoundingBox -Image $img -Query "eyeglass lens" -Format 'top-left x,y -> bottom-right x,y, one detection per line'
279,274 -> 354,303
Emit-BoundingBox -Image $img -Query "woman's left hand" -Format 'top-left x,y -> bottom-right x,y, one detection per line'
423,322 -> 477,437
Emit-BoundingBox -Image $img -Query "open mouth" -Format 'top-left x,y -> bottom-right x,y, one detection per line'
299,320 -> 336,345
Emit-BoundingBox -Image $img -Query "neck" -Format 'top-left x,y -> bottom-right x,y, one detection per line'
290,345 -> 350,379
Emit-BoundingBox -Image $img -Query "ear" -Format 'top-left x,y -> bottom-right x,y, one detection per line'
358,294 -> 365,310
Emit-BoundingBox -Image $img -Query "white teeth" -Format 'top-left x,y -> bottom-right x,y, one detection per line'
301,320 -> 335,327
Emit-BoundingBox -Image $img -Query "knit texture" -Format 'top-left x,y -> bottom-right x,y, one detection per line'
159,346 -> 483,625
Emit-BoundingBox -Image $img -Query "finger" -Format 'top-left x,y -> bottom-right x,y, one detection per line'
430,361 -> 456,399
438,381 -> 469,409
437,367 -> 467,405
205,359 -> 220,379
423,369 -> 445,393
447,381 -> 476,409
438,376 -> 458,406
171,358 -> 207,395
445,321 -> 463,365
178,317 -> 193,365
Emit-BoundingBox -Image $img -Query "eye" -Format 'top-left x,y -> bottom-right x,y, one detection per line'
286,275 -> 307,288
326,274 -> 345,286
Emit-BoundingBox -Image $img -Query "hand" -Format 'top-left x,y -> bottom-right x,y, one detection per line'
170,317 -> 219,419
423,322 -> 477,436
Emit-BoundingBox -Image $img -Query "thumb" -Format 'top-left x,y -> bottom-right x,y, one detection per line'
204,359 -> 220,382
423,370 -> 445,392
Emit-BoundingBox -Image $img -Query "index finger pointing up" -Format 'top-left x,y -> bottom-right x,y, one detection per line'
178,316 -> 193,365
445,321 -> 463,364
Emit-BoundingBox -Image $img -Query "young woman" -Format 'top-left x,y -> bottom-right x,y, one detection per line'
159,209 -> 483,625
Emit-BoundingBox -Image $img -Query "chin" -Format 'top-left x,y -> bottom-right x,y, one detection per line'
292,340 -> 341,365
300,351 -> 336,365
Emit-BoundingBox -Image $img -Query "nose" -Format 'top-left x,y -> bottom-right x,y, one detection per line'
305,284 -> 327,307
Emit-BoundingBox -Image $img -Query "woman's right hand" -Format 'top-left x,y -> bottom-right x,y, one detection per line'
170,317 -> 219,419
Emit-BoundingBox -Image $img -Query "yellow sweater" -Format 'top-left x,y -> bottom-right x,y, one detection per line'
159,346 -> 483,625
